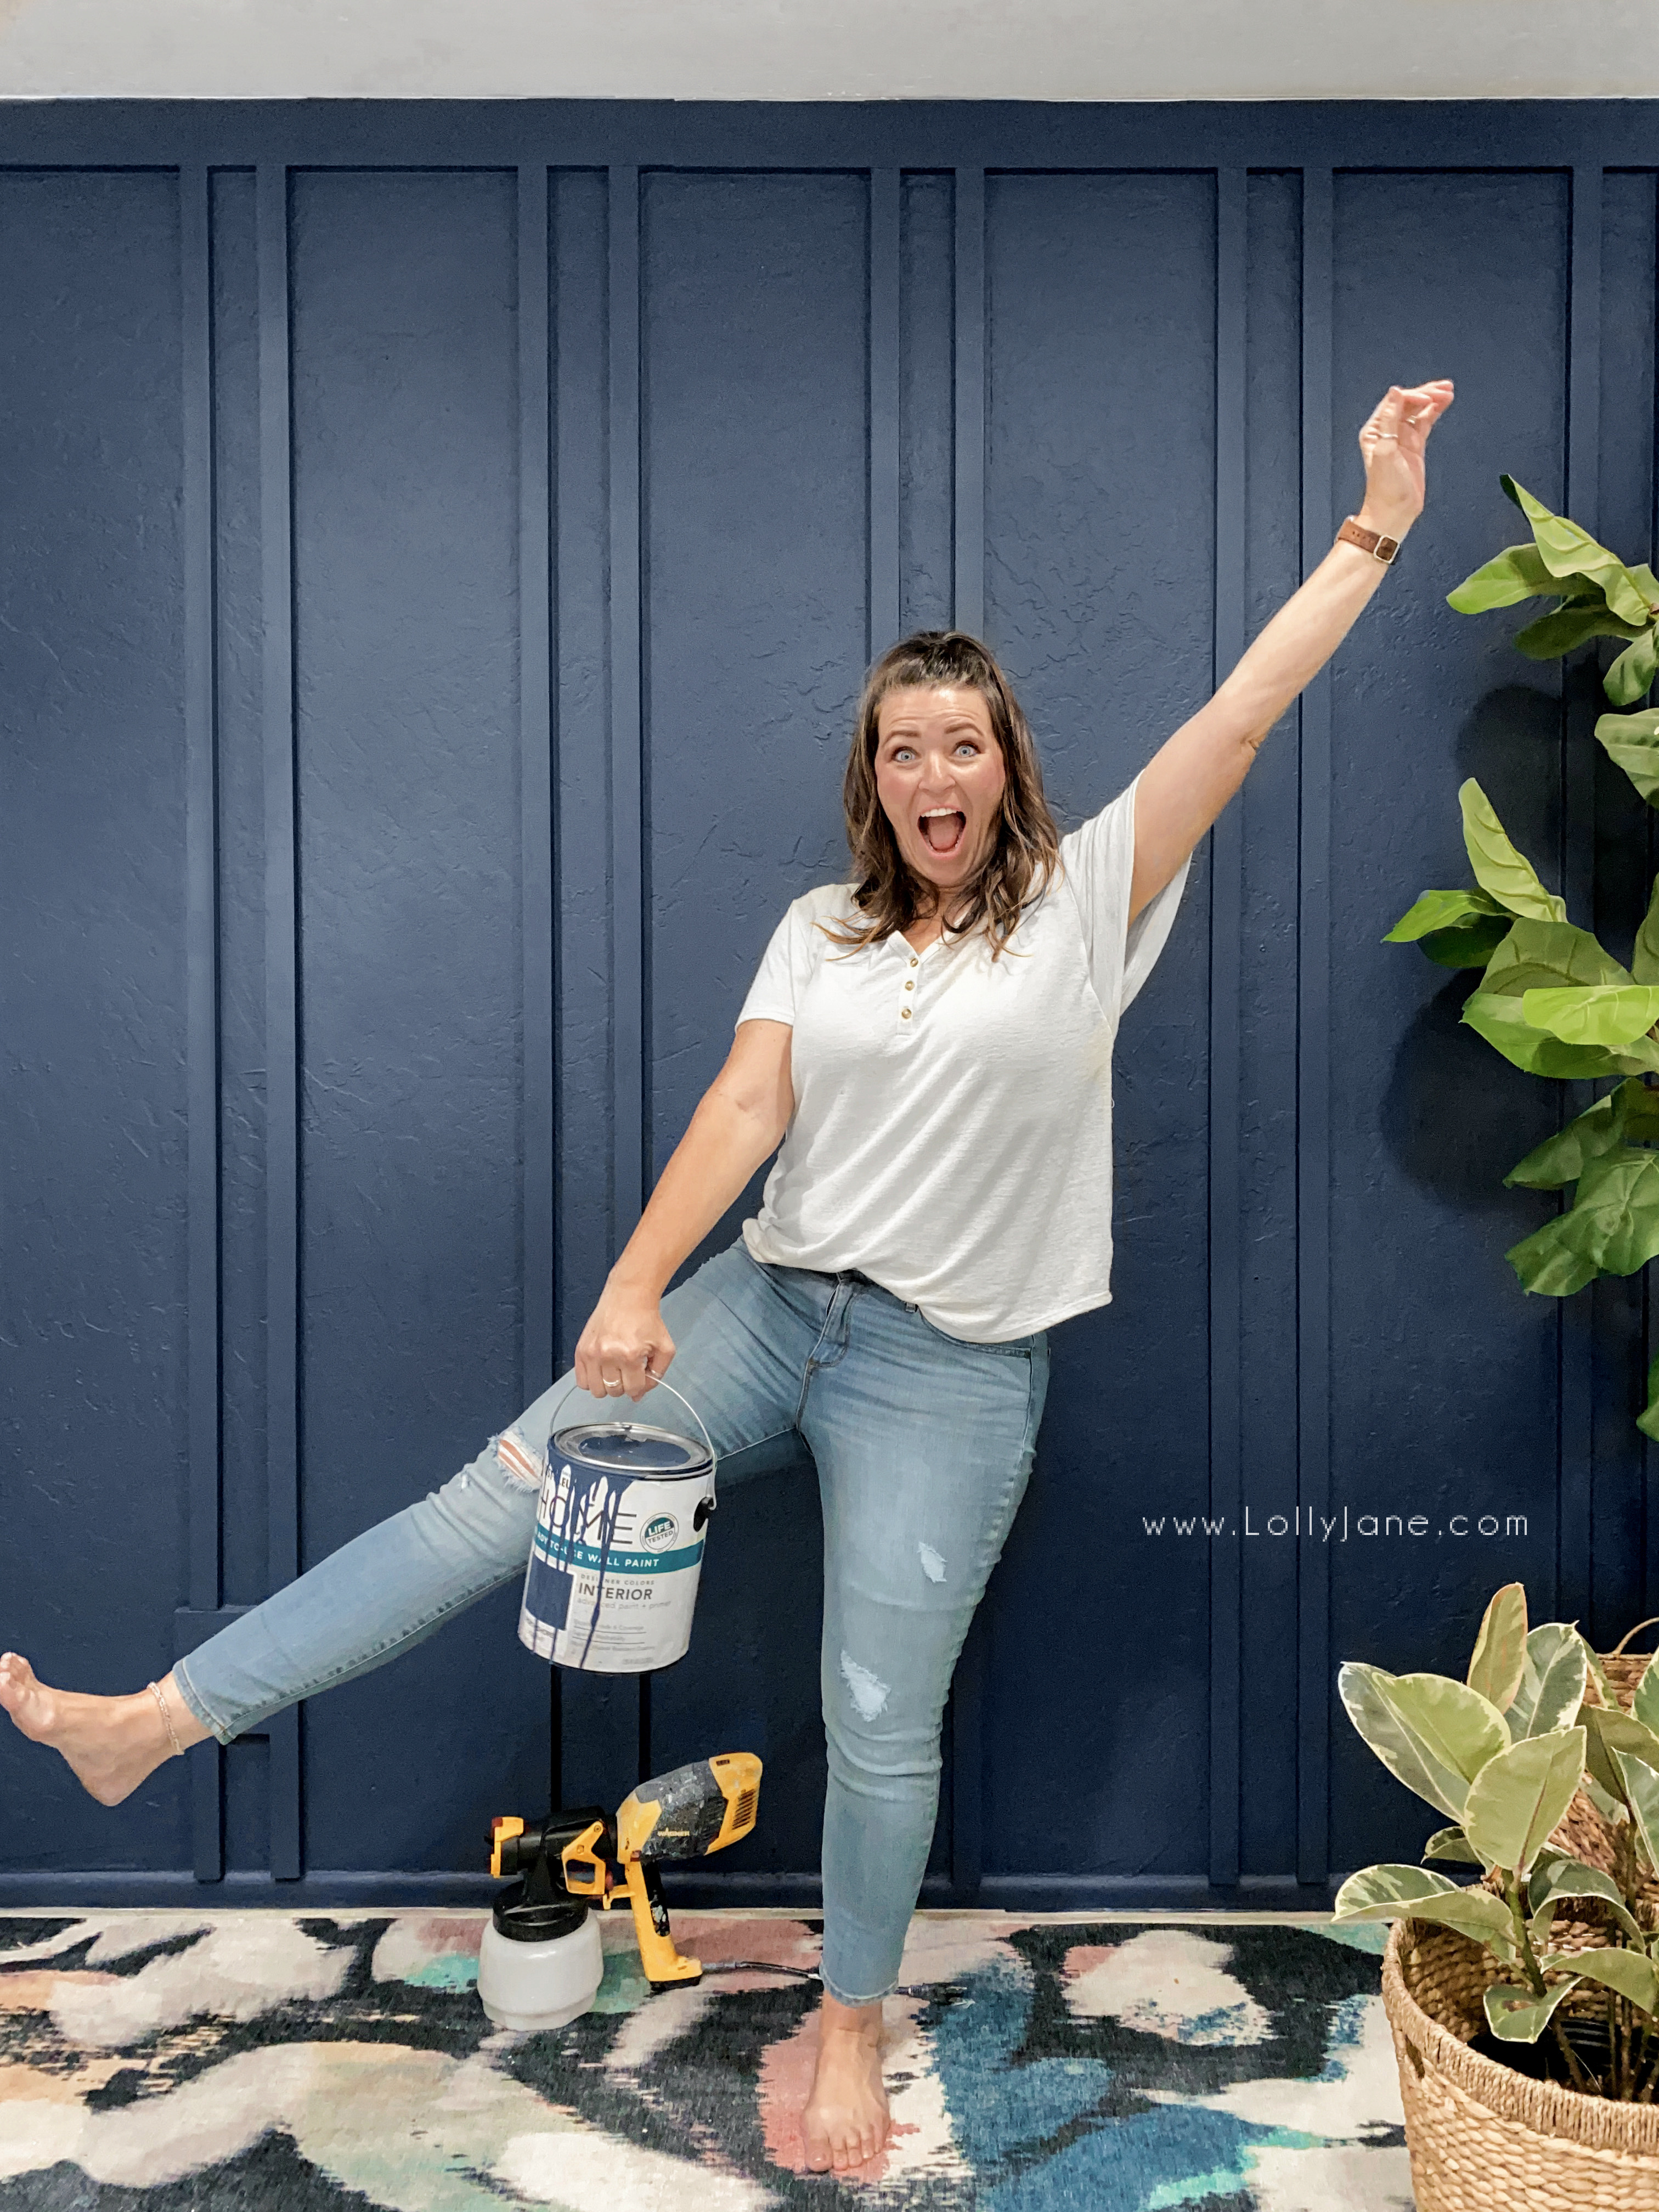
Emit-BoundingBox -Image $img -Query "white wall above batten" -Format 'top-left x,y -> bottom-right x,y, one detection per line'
1,0 -> 1657,101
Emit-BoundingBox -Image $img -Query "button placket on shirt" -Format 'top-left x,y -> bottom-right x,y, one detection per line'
897,945 -> 922,1031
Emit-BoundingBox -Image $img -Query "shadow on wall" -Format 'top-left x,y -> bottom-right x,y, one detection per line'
1381,983 -> 1556,1216
1378,682 -> 1565,1215
1454,683 -> 1564,843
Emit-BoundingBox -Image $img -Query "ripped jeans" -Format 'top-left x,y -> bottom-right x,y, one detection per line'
173,1239 -> 1050,2006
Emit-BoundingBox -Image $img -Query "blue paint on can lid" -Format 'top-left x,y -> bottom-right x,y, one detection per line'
550,1420 -> 711,1479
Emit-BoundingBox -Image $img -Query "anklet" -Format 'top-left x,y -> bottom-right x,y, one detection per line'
148,1679 -> 185,1759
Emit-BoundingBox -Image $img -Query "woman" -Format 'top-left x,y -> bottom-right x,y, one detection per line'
2,379 -> 1451,2174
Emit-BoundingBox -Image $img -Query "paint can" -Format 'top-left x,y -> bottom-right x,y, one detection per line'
517,1378 -> 716,1674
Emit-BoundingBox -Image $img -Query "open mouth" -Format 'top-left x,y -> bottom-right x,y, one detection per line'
919,808 -> 967,857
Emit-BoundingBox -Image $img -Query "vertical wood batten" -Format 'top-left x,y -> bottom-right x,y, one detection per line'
258,161 -> 302,1881
181,162 -> 225,1883
1209,167 -> 1246,1892
608,165 -> 644,1249
607,162 -> 651,1784
1561,164 -> 1603,1637
868,168 -> 901,658
1295,166 -> 1334,1891
949,162 -> 988,1899
520,165 -> 555,1411
952,167 -> 985,641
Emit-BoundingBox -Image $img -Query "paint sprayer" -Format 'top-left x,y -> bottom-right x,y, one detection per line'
477,1378 -> 803,2030
477,1753 -> 766,2029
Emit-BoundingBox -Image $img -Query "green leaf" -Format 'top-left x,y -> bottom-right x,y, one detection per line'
1572,1148 -> 1659,1274
1384,888 -> 1515,967
1582,1771 -> 1626,1824
1338,1662 -> 1474,1821
1620,1080 -> 1659,1145
1484,1976 -> 1581,2042
1510,1149 -> 1659,1291
1482,918 -> 1631,997
1500,476 -> 1655,627
1582,1703 -> 1659,1791
1596,711 -> 1659,808
1575,1705 -> 1622,1801
1513,600 -> 1646,660
1447,541 -> 1556,613
1421,918 -> 1517,969
1333,1862 -> 1465,1916
1509,1624 -> 1589,1739
1506,1216 -> 1602,1296
1459,780 -> 1567,920
1527,1853 -> 1614,1915
1607,623 -> 1659,709
1582,1636 -> 1625,1717
1527,1841 -> 1577,1887
1385,887 -> 1512,943
1615,1748 -> 1659,1876
1634,1654 -> 1659,1737
1333,1861 -> 1518,1954
1527,1857 -> 1648,1945
1635,876 -> 1659,983
1522,984 -> 1659,1049
1505,1093 -> 1621,1191
1463,1728 -> 1586,1876
1464,992 -> 1641,1083
1467,1583 -> 1529,1711
1423,1823 -> 1488,1866
1641,1356 -> 1659,1447
1379,1672 -> 1511,1792
1541,1943 -> 1659,2014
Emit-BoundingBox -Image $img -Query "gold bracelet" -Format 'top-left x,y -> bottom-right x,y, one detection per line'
149,1679 -> 185,1759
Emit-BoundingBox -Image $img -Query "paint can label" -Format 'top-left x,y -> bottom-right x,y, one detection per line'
517,1453 -> 711,1673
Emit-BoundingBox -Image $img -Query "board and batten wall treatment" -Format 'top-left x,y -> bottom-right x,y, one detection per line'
2,101 -> 1657,1908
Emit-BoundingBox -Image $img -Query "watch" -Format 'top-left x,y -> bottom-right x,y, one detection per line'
1336,515 -> 1400,564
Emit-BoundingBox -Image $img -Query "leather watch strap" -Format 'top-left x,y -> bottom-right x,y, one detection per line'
1336,515 -> 1400,564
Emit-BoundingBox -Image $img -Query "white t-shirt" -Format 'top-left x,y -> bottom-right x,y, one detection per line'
733,771 -> 1189,1342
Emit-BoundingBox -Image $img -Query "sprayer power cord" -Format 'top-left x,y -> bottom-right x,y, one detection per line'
696,1962 -> 935,1999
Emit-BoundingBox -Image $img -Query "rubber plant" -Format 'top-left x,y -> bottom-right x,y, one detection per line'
1386,476 -> 1659,1436
1334,1579 -> 1659,2099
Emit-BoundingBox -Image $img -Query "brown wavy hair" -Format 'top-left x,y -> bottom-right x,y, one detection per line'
821,630 -> 1061,960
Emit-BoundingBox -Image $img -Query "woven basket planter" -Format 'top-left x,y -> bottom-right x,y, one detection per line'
1382,1918 -> 1659,2209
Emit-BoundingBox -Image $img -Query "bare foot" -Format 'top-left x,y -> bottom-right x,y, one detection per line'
0,1656 -> 207,1805
801,1993 -> 893,2174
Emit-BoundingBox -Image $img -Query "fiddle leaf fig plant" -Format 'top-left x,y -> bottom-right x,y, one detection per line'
1335,1581 -> 1659,2099
1386,477 -> 1659,1436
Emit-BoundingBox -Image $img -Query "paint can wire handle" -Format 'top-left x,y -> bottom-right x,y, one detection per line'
642,1361 -> 718,1504
529,1362 -> 716,1497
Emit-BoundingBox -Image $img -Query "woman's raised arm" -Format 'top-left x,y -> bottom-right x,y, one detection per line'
1128,377 -> 1454,922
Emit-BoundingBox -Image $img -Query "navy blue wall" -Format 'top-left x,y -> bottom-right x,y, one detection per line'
3,102 -> 1657,1908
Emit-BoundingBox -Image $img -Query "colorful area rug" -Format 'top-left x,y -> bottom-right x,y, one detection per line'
0,1909 -> 1411,2209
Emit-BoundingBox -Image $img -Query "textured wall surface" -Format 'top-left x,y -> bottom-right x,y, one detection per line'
3,100 -> 1658,1909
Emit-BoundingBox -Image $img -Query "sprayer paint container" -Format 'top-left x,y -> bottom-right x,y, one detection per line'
477,1885 -> 603,2032
518,1418 -> 716,1673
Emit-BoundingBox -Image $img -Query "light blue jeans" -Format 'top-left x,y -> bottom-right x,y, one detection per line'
174,1240 -> 1050,2004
